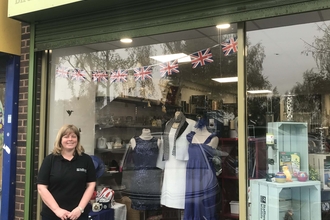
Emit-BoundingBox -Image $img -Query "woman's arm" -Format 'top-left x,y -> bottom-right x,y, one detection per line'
77,181 -> 96,211
37,184 -> 70,220
67,181 -> 96,219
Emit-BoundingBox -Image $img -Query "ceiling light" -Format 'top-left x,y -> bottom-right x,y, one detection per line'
216,24 -> 230,29
247,90 -> 273,94
120,38 -> 132,43
150,53 -> 191,63
212,77 -> 238,83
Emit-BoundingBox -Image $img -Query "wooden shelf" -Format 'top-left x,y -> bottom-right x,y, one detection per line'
95,124 -> 162,130
95,96 -> 181,108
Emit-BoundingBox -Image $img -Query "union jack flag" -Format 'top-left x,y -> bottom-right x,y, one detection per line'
159,60 -> 179,77
97,187 -> 114,203
55,66 -> 71,78
71,69 -> 86,81
221,37 -> 238,56
92,70 -> 109,82
190,48 -> 213,68
110,69 -> 128,83
134,66 -> 153,81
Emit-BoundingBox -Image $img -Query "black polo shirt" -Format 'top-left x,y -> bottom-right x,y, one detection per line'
37,152 -> 97,220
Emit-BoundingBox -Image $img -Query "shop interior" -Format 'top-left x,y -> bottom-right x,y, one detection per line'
48,8 -> 330,220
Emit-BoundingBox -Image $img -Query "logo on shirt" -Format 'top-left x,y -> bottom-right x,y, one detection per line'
77,168 -> 87,173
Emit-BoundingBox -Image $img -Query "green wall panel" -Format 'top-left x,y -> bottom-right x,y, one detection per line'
34,0 -> 330,50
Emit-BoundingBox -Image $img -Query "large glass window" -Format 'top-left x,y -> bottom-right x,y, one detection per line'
247,9 -> 330,220
49,24 -> 241,219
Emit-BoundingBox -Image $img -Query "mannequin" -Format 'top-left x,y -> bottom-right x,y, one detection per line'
183,117 -> 221,220
130,128 -> 161,149
122,129 -> 162,212
161,111 -> 196,220
192,125 -> 218,148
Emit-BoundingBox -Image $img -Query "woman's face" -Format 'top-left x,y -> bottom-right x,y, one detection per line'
61,132 -> 78,150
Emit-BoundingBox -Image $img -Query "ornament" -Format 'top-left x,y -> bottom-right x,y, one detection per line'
275,172 -> 286,183
282,166 -> 292,182
297,171 -> 308,182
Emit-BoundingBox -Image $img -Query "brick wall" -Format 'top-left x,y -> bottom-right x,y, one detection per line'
17,23 -> 40,220
16,23 -> 30,220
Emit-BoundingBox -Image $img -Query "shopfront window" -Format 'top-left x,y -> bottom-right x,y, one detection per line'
49,24 -> 239,219
247,9 -> 330,220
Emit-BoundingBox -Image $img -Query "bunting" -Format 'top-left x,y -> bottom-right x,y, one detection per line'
190,48 -> 213,68
71,69 -> 87,81
110,69 -> 128,83
134,66 -> 153,81
56,66 -> 70,78
159,60 -> 179,77
55,37 -> 238,83
221,37 -> 238,56
92,70 -> 109,82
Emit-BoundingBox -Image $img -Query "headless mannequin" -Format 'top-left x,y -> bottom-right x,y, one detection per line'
130,128 -> 161,149
193,123 -> 228,156
192,126 -> 218,148
161,111 -> 196,220
125,128 -> 162,215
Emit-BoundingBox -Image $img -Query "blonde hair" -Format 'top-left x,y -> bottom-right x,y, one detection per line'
52,124 -> 85,156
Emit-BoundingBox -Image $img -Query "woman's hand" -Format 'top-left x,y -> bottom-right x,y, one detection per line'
67,207 -> 82,220
53,208 -> 70,220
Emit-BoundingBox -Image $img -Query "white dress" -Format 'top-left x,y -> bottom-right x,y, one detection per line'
161,119 -> 196,209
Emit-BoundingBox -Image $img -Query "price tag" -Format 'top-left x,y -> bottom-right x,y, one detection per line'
266,133 -> 274,145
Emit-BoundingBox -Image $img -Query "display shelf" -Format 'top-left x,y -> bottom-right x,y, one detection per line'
96,96 -> 148,105
250,179 -> 321,220
95,124 -> 162,130
96,96 -> 181,109
267,122 -> 309,175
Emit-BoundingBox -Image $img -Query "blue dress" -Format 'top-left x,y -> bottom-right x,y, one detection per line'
122,136 -> 162,210
184,131 -> 220,220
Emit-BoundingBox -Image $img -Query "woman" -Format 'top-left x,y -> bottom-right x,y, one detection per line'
37,124 -> 96,220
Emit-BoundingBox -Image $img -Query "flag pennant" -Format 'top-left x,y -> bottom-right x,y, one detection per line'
134,66 -> 153,81
190,48 -> 213,68
110,69 -> 128,83
56,66 -> 71,78
71,69 -> 86,81
159,60 -> 179,77
92,70 -> 109,82
221,37 -> 238,56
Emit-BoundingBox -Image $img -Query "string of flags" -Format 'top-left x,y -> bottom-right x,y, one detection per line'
56,37 -> 238,82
